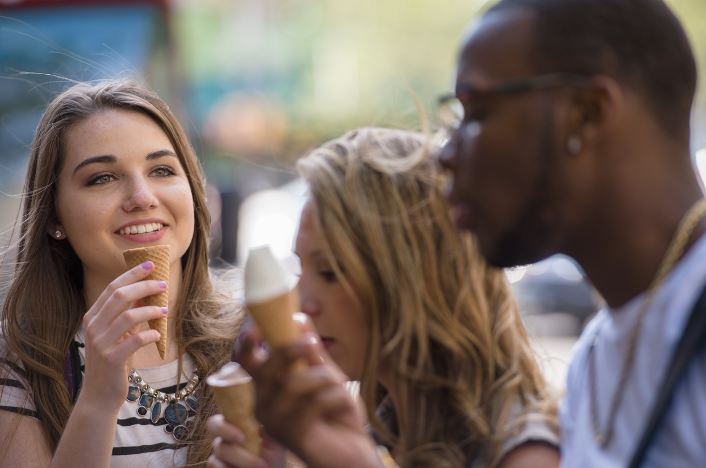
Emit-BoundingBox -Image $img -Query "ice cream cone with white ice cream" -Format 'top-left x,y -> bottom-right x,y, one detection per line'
207,362 -> 260,455
245,246 -> 306,372
123,245 -> 169,359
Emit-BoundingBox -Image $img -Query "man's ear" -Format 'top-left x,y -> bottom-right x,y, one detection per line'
47,211 -> 66,240
569,75 -> 625,146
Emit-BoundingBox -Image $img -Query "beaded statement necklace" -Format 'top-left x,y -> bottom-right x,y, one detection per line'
126,368 -> 201,441
586,198 -> 706,447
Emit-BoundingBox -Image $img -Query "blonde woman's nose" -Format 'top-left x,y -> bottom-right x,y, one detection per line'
297,280 -> 320,317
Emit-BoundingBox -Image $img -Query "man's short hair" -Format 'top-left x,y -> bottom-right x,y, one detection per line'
486,0 -> 697,138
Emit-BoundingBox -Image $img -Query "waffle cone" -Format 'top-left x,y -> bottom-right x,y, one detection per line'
123,245 -> 170,359
209,377 -> 260,455
247,288 -> 306,373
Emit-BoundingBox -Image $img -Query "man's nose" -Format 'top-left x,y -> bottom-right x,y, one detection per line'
122,177 -> 159,212
437,138 -> 459,171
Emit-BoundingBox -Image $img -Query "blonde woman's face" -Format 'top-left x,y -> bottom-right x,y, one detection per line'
54,110 -> 195,290
295,202 -> 368,381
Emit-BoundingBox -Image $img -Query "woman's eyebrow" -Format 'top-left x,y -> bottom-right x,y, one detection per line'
146,149 -> 177,160
72,154 -> 117,178
71,150 -> 177,179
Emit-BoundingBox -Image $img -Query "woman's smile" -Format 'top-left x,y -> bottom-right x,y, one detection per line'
115,219 -> 169,243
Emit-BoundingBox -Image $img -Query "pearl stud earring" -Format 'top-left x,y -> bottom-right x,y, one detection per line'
567,135 -> 583,155
55,231 -> 61,238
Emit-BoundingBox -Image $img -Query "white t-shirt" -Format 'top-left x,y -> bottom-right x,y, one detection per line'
0,326 -> 196,468
559,233 -> 706,468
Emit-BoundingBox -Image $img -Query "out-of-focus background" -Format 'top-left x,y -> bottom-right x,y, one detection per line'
2,0 -> 706,391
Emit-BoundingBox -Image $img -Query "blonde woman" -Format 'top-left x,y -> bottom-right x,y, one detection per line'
207,128 -> 559,468
0,80 -> 243,467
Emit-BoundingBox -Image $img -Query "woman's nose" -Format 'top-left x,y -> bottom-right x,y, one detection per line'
122,177 -> 159,212
297,277 -> 320,317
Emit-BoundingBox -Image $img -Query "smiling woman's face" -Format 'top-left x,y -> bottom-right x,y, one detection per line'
54,109 -> 194,286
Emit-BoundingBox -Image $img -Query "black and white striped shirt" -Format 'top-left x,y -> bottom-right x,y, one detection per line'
1,327 -> 194,467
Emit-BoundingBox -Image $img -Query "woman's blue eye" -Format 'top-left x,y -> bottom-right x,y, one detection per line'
88,174 -> 115,185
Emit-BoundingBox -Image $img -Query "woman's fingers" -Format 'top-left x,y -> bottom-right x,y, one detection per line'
85,279 -> 167,334
84,261 -> 155,321
207,454 -> 231,468
211,437 -> 268,468
99,305 -> 166,345
207,415 -> 246,445
96,329 -> 162,366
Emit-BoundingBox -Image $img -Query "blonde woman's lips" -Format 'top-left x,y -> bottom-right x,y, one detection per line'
320,337 -> 335,350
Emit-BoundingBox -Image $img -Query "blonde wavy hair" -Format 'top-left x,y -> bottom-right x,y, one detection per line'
296,127 -> 557,467
0,80 -> 243,466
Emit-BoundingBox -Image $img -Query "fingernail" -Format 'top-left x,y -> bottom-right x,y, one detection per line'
141,261 -> 153,270
308,334 -> 319,345
293,312 -> 307,323
161,307 -> 168,314
157,281 -> 167,288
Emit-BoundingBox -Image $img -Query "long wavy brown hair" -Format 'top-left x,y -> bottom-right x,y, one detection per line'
297,127 -> 558,468
0,80 -> 243,466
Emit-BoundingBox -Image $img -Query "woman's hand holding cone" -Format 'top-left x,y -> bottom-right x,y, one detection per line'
80,261 -> 168,414
206,414 -> 285,468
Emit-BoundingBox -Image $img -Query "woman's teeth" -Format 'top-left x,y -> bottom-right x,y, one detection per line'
119,223 -> 163,235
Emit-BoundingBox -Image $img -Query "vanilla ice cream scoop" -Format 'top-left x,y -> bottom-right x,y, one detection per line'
244,245 -> 291,305
207,361 -> 251,387
244,246 -> 305,371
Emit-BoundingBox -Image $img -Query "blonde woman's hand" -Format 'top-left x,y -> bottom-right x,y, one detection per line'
206,414 -> 284,468
79,261 -> 168,414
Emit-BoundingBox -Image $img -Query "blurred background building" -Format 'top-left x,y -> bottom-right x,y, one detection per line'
2,0 -> 706,389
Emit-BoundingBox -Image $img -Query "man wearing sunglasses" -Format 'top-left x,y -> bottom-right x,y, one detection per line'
207,1 -> 706,467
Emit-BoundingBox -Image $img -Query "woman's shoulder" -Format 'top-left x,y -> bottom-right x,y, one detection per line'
0,329 -> 25,375
0,329 -> 38,419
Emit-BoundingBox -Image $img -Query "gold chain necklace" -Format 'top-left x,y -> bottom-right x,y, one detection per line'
587,198 -> 706,447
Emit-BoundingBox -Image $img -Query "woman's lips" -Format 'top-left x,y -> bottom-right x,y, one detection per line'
114,226 -> 168,243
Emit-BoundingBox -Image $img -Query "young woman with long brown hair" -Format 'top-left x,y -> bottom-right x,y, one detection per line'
207,127 -> 559,468
0,80 -> 243,467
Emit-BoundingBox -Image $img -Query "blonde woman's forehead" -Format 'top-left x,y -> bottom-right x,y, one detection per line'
295,202 -> 325,259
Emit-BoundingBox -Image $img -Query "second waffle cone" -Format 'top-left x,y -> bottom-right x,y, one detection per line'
122,245 -> 170,359
210,380 -> 260,455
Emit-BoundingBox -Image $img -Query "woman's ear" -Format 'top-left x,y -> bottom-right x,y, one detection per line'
47,212 -> 66,240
